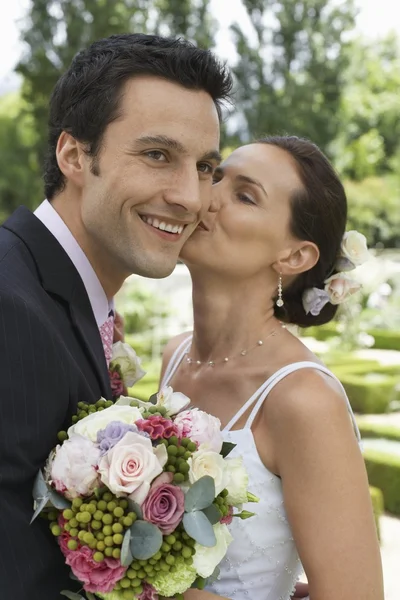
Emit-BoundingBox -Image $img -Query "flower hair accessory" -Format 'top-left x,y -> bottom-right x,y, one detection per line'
302,230 -> 369,316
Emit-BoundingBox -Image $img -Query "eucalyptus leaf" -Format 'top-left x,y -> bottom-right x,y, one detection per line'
220,441 -> 236,458
48,488 -> 71,510
127,498 -> 143,520
183,511 -> 216,547
121,528 -> 133,567
30,471 -> 51,524
202,504 -> 221,525
60,591 -> 86,600
184,475 -> 215,513
206,566 -> 220,585
130,520 -> 163,560
69,571 -> 80,582
148,393 -> 158,405
86,593 -> 96,600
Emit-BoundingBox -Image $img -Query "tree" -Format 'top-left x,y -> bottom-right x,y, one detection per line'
229,0 -> 356,151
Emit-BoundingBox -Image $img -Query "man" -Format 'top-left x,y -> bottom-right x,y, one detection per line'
0,33 -> 231,599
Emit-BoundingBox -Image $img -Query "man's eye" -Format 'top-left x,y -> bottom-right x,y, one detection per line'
145,150 -> 167,161
198,163 -> 214,175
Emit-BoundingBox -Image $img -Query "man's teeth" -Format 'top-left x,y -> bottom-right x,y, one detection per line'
141,216 -> 184,235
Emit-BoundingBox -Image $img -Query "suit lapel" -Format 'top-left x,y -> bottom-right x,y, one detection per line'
3,206 -> 112,400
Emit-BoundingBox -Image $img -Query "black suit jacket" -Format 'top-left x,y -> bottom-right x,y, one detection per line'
0,207 -> 113,599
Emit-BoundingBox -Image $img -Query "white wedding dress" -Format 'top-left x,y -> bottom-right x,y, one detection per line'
161,336 -> 360,600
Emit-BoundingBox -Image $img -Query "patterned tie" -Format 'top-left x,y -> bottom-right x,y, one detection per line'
99,314 -> 114,367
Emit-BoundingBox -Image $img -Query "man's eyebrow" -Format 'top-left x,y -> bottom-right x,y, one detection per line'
134,135 -> 222,164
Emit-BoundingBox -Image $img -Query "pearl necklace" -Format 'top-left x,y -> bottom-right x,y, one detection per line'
185,328 -> 279,368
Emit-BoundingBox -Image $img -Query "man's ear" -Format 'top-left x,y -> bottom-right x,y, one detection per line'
273,241 -> 320,278
56,131 -> 88,188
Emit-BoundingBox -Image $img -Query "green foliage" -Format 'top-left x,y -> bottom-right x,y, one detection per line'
230,0 -> 356,150
117,283 -> 171,336
369,329 -> 400,351
369,486 -> 384,541
339,373 -> 398,414
364,450 -> 400,515
358,422 -> 400,443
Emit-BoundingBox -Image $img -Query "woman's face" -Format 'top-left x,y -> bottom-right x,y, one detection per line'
180,143 -> 304,279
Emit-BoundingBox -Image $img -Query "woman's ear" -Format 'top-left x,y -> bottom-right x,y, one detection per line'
274,241 -> 320,277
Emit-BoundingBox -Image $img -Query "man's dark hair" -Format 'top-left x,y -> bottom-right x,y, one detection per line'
45,33 -> 232,199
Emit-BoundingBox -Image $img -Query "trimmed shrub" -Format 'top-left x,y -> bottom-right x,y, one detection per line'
340,373 -> 397,414
369,329 -> 400,351
358,421 -> 400,442
364,450 -> 400,515
369,486 -> 384,542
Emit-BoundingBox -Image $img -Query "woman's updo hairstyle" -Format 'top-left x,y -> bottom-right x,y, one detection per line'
257,135 -> 348,328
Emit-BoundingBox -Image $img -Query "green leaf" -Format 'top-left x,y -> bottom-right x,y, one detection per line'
60,591 -> 86,600
130,520 -> 163,560
121,528 -> 133,567
148,393 -> 158,405
48,488 -> 71,510
86,593 -> 96,600
127,498 -> 143,520
30,470 -> 50,524
220,442 -> 236,458
184,476 -> 215,513
183,511 -> 216,547
202,504 -> 221,525
206,566 -> 220,585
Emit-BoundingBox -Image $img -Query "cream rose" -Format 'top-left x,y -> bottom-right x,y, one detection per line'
193,523 -> 233,578
224,457 -> 249,505
324,273 -> 362,305
98,431 -> 168,504
188,449 -> 227,496
340,230 -> 370,267
68,404 -> 143,442
110,342 -> 146,387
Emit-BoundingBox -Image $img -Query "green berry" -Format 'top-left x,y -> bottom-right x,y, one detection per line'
119,499 -> 128,509
78,530 -> 86,541
177,445 -> 186,456
47,510 -> 58,521
64,523 -> 71,532
91,520 -> 102,530
167,465 -> 176,473
185,556 -> 194,565
180,437 -> 190,447
178,462 -> 190,474
69,518 -> 78,528
102,513 -> 113,525
96,399 -> 107,408
103,525 -> 113,536
93,551 -> 104,562
97,500 -> 107,511
160,562 -> 169,572
83,532 -> 94,544
102,492 -> 113,502
50,524 -> 61,536
165,554 -> 175,565
78,410 -> 88,419
104,547 -> 113,557
113,533 -> 123,545
173,473 -> 185,484
187,442 -> 197,452
138,560 -> 147,566
122,591 -> 133,600
113,506 -> 124,518
120,577 -> 131,589
167,455 -> 177,466
130,577 -> 142,587
97,541 -> 106,552
106,501 -> 117,512
112,523 -> 123,534
173,541 -> 182,551
86,503 -> 96,514
63,509 -> 74,521
93,510 -> 103,521
122,516 -> 133,528
182,546 -> 192,559
165,534 -> 176,545
79,511 -> 91,523
112,548 -> 121,559
71,415 -> 78,424
169,436 -> 179,445
69,528 -> 78,538
153,551 -> 162,561
67,539 -> 78,550
104,536 -> 114,547
161,542 -> 171,553
137,569 -> 146,578
96,532 -> 105,541
167,445 -> 178,456
105,400 -> 114,407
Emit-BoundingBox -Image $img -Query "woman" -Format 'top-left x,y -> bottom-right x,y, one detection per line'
160,136 -> 384,600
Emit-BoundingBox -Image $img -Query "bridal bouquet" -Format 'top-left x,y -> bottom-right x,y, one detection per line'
32,349 -> 256,600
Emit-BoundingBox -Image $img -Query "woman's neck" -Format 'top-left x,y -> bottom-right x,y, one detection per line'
190,273 -> 278,363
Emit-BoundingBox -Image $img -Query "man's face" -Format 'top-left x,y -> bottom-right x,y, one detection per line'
74,76 -> 221,280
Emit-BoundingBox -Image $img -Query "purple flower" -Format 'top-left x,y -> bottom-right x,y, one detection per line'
302,287 -> 330,316
142,472 -> 185,535
97,421 -> 138,455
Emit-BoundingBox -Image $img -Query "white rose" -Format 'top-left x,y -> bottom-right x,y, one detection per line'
50,434 -> 101,500
68,404 -> 143,442
98,431 -> 168,504
110,342 -> 146,387
156,386 -> 191,417
193,523 -> 233,578
224,457 -> 249,505
175,408 -> 223,453
340,231 -> 370,267
324,273 -> 362,305
188,449 -> 227,496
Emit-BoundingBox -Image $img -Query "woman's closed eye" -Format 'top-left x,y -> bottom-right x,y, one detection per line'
238,192 -> 256,205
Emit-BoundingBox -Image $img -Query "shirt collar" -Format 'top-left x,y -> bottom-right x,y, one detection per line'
34,199 -> 113,327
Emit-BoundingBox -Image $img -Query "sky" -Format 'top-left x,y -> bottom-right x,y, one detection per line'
1,0 -> 399,93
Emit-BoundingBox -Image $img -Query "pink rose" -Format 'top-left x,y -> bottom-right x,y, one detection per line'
324,273 -> 362,305
98,431 -> 168,505
50,434 -> 101,500
142,472 -> 185,535
138,582 -> 159,600
174,409 -> 223,453
65,545 -> 126,593
136,415 -> 179,440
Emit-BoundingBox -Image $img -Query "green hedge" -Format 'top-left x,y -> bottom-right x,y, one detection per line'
369,486 -> 384,541
369,329 -> 400,351
358,421 -> 400,442
340,373 -> 397,414
300,323 -> 338,340
364,450 -> 400,515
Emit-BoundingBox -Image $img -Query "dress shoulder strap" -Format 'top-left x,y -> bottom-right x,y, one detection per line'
243,361 -> 360,441
160,335 -> 192,390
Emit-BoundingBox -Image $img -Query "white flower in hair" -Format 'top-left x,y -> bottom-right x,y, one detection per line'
324,273 -> 362,305
302,287 -> 330,316
337,230 -> 370,270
